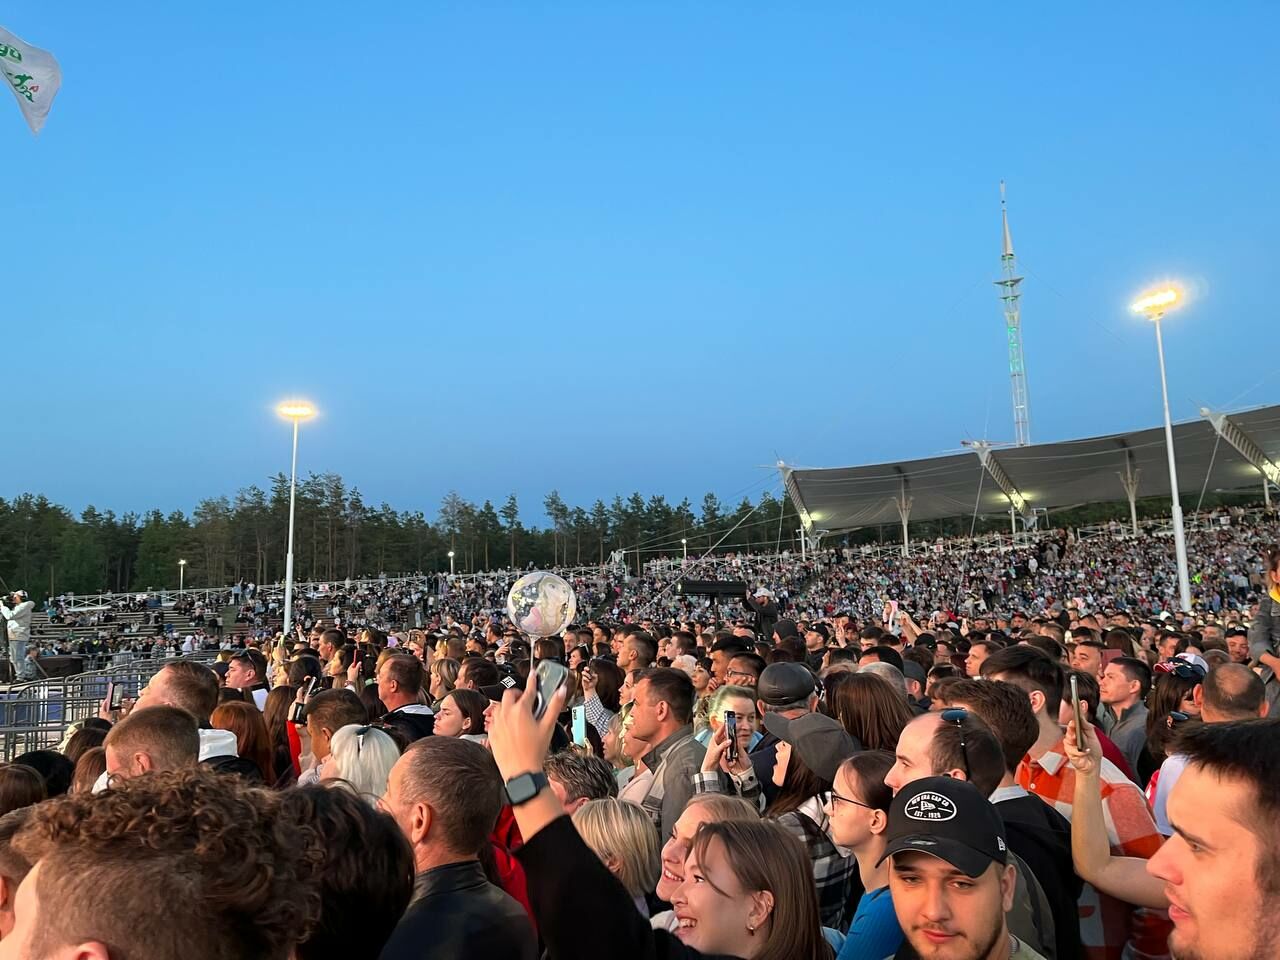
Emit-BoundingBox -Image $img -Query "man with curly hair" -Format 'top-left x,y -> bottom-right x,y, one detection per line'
0,767 -> 322,960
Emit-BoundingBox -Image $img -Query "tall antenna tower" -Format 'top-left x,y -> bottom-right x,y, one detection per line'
996,181 -> 1031,446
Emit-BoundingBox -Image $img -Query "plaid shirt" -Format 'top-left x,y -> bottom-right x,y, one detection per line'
582,693 -> 616,738
692,772 -> 856,932
1017,738 -> 1168,960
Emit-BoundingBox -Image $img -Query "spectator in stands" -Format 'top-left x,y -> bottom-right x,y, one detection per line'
708,637 -> 749,686
298,688 -> 368,786
8,751 -> 71,798
1065,718 -> 1280,959
0,767 -> 44,819
982,645 -> 1163,960
572,798 -> 661,916
0,808 -> 32,941
61,722 -> 108,767
698,684 -> 760,749
488,676 -> 833,960
434,688 -> 489,741
322,724 -> 400,805
1097,657 -> 1152,776
581,658 -> 624,737
457,656 -> 500,692
625,667 -> 705,844
210,700 -> 276,784
825,751 -> 902,960
278,784 -> 415,960
377,654 -> 435,743
103,705 -> 200,784
649,793 -> 759,933
3,768 -> 321,960
881,777 -> 1041,960
71,748 -> 105,794
823,671 -> 912,752
122,660 -> 244,774
429,657 -> 460,708
380,737 -> 536,960
226,649 -> 270,709
263,685 -> 299,787
726,652 -> 765,688
544,750 -> 618,816
965,637 -> 1003,677
883,708 -> 1057,958
936,679 -> 1082,960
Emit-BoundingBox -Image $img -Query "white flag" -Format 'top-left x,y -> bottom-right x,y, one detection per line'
0,26 -> 61,134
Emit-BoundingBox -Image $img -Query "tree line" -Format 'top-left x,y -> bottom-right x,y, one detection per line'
0,474 -> 801,596
0,473 -> 1254,599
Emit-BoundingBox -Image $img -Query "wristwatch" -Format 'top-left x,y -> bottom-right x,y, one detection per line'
504,771 -> 549,806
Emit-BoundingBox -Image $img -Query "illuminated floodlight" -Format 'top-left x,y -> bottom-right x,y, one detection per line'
1131,286 -> 1181,317
276,400 -> 317,420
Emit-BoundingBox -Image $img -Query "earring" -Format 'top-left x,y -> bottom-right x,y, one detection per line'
747,925 -> 755,936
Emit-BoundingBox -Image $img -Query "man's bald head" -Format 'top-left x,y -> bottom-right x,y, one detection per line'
1201,663 -> 1268,722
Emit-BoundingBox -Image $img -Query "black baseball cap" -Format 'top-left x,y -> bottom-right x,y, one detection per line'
756,663 -> 816,706
878,777 -> 1008,878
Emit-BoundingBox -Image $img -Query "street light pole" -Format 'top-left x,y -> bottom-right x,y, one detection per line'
448,550 -> 455,576
1133,288 -> 1192,612
681,538 -> 687,564
277,401 -> 317,636
178,559 -> 186,596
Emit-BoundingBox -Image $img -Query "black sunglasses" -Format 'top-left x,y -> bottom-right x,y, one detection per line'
940,708 -> 972,780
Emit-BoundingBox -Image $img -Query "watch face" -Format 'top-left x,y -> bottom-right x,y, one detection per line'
505,772 -> 545,806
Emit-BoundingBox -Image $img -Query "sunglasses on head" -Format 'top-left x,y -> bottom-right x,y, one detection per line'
1153,660 -> 1206,680
940,708 -> 972,780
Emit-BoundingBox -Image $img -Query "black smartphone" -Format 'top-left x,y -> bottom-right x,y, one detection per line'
1069,674 -> 1087,752
724,710 -> 739,763
531,660 -> 570,721
290,676 -> 320,724
108,681 -> 124,710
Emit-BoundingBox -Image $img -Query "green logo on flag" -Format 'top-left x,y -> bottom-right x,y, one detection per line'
5,70 -> 36,103
0,43 -> 22,64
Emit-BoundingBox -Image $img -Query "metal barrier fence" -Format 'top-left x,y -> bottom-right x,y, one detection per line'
0,653 -> 221,762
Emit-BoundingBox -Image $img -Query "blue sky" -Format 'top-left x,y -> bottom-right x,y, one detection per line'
5,3 -> 1277,522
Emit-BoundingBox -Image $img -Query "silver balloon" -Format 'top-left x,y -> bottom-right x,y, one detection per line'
506,571 -> 578,638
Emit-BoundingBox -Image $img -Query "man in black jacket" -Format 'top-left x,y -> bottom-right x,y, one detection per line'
377,654 -> 435,743
380,737 -> 535,960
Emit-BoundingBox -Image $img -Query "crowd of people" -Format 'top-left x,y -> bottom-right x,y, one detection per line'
0,517 -> 1276,959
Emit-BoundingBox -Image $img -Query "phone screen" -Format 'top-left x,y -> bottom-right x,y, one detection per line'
571,705 -> 588,747
1070,675 -> 1087,751
724,710 -> 739,763
109,681 -> 124,710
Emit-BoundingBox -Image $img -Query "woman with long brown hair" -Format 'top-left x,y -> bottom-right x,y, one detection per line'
822,671 -> 912,752
263,684 -> 299,787
210,700 -> 277,785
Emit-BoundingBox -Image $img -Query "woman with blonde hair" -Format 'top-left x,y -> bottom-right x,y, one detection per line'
573,798 -> 661,916
321,723 -> 400,805
651,793 -> 759,932
429,657 -> 460,709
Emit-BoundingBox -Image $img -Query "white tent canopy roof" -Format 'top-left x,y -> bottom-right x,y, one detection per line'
782,404 -> 1280,536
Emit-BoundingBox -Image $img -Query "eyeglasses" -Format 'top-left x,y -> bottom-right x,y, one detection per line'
828,789 -> 876,811
940,708 -> 972,780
